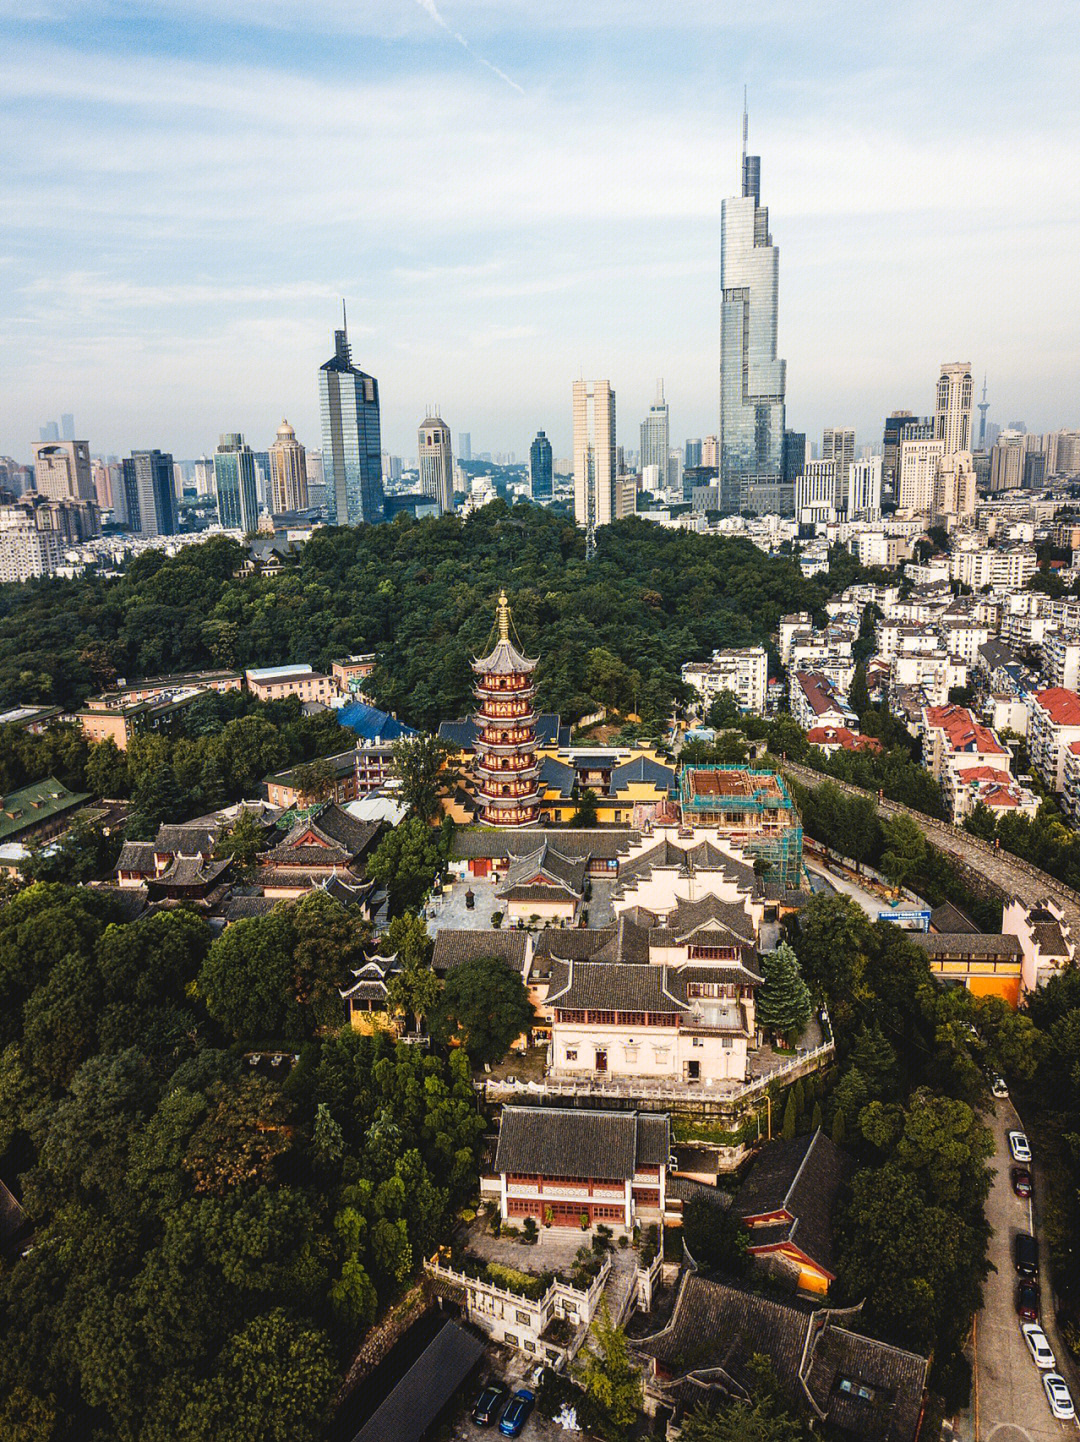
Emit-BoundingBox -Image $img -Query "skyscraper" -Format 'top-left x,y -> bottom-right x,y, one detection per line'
846,457 -> 883,520
783,430 -> 806,485
898,439 -> 945,513
640,379 -> 670,480
935,363 -> 974,455
459,432 -> 472,463
530,430 -> 553,501
122,450 -> 177,536
319,317 -> 383,526
61,414 -> 75,442
684,439 -> 703,469
268,420 -> 308,513
720,101 -> 786,513
38,421 -> 59,443
418,413 -> 455,514
31,441 -> 93,501
882,412 -> 933,496
213,433 -> 259,532
573,380 -> 621,530
822,428 -> 856,472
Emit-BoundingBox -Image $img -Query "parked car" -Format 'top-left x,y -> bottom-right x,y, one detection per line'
991,1075 -> 1009,1098
499,1388 -> 535,1437
1012,1168 -> 1033,1199
1044,1372 -> 1076,1420
473,1384 -> 508,1427
1008,1131 -> 1032,1163
1016,1282 -> 1040,1321
1014,1231 -> 1039,1280
1022,1322 -> 1056,1370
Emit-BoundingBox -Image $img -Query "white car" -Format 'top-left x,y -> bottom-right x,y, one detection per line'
1008,1131 -> 1032,1163
1043,1371 -> 1075,1420
991,1075 -> 1009,1099
1022,1322 -> 1056,1369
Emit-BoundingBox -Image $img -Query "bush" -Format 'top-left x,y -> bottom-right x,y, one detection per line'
522,1216 -> 539,1244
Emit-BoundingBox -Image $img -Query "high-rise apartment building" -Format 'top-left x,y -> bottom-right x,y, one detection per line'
0,505 -> 65,582
989,432 -> 1028,492
90,459 -> 114,512
418,413 -> 455,514
31,441 -> 93,502
122,450 -> 178,536
795,461 -> 839,525
1047,431 -> 1080,476
640,380 -> 670,479
529,431 -> 553,501
822,428 -> 856,472
882,412 -> 933,495
701,436 -> 720,468
898,438 -> 945,513
720,104 -> 785,513
459,432 -> 472,463
319,320 -> 383,526
684,439 -> 703,469
846,457 -> 883,520
935,363 -> 974,455
573,380 -> 623,529
38,421 -> 60,443
213,433 -> 259,532
933,452 -> 976,520
268,420 -> 308,513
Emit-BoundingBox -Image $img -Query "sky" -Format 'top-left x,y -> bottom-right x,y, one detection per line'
2,0 -> 1079,464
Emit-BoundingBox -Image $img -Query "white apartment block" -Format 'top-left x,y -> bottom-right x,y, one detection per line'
1042,631 -> 1080,693
950,546 -> 1037,592
898,438 -> 945,513
778,613 -> 813,666
1028,688 -> 1080,792
845,456 -> 883,520
795,462 -> 839,526
934,451 -> 976,520
940,618 -> 991,664
851,529 -> 904,568
892,652 -> 968,705
0,510 -> 65,582
682,647 -> 768,715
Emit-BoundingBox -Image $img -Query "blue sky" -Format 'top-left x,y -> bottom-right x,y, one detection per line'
2,0 -> 1078,463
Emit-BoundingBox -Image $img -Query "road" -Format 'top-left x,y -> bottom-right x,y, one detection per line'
958,1098 -> 1079,1441
782,761 -> 1080,931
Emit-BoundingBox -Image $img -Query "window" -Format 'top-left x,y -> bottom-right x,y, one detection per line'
503,1333 -> 517,1347
836,1378 -> 879,1404
524,1340 -> 536,1353
516,1310 -> 532,1326
565,1048 -> 578,1063
721,1038 -> 733,1049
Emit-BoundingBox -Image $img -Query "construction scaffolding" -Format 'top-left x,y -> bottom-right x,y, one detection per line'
677,766 -> 803,887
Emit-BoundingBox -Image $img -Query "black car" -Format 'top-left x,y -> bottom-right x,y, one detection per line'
473,1383 -> 509,1427
1014,1231 -> 1039,1280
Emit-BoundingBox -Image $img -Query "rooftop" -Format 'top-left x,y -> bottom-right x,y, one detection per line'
494,1105 -> 669,1182
1034,687 -> 1080,727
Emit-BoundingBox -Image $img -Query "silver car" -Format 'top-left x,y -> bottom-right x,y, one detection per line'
1008,1130 -> 1032,1163
1021,1321 -> 1055,1370
1043,1372 -> 1075,1420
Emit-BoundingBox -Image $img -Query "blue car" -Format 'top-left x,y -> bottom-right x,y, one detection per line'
498,1387 -> 535,1437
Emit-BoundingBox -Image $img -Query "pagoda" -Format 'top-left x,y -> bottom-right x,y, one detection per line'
471,591 -> 541,827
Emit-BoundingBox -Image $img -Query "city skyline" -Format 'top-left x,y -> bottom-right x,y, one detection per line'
2,2 -> 1079,462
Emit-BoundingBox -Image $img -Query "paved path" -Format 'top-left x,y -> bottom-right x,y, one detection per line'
956,1098 -> 1079,1441
783,762 -> 1080,930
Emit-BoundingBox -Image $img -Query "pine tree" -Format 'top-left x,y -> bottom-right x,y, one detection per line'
832,1107 -> 846,1146
811,1099 -> 823,1133
793,1078 -> 806,1118
781,1089 -> 797,1140
755,942 -> 813,1045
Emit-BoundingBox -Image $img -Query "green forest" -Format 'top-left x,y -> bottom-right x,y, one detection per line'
0,884 -> 489,1442
0,503 -> 832,728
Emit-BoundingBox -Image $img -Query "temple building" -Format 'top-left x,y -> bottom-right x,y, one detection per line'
471,591 -> 542,827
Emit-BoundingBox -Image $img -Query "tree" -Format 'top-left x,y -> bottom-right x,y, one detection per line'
290,758 -> 336,805
880,813 -> 927,890
198,909 -> 298,1041
214,808 -> 269,881
85,737 -> 130,798
367,816 -> 446,916
705,690 -> 741,729
572,1301 -> 642,1440
391,734 -> 458,823
682,1195 -> 748,1276
963,800 -> 998,843
436,955 -> 535,1066
781,1088 -> 797,1139
846,794 -> 881,873
755,943 -> 812,1044
182,1076 -> 293,1194
570,787 -> 599,827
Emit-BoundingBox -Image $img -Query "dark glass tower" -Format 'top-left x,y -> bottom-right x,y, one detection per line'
719,103 -> 786,514
319,318 -> 383,526
213,433 -> 259,532
529,430 -> 553,501
122,449 -> 177,536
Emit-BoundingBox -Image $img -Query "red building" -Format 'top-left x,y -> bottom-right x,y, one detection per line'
471,591 -> 542,827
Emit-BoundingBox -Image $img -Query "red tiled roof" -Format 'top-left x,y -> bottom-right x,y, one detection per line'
806,726 -> 882,753
1034,688 -> 1080,728
795,673 -> 845,717
924,704 -> 1005,755
953,766 -> 1013,785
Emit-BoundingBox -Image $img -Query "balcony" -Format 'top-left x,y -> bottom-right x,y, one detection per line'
476,761 -> 540,784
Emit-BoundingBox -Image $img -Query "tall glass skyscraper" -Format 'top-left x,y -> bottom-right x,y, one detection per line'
213,433 -> 259,532
530,430 -> 553,501
319,320 -> 383,526
639,380 -> 669,482
720,105 -> 786,514
122,449 -> 177,536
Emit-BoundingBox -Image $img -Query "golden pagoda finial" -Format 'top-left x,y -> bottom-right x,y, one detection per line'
496,589 -> 510,642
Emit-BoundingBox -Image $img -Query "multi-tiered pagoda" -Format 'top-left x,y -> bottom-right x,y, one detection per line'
471,591 -> 541,827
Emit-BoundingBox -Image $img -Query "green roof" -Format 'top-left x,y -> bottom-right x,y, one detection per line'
0,777 -> 92,843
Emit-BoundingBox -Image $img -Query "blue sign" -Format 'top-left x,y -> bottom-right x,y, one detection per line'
877,909 -> 932,931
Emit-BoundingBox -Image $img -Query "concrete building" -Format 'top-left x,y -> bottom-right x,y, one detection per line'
790,671 -> 857,732
640,379 -> 670,481
821,427 -> 855,472
933,451 -> 976,521
268,419 -> 308,513
529,430 -> 553,502
950,546 -> 1037,591
122,450 -> 177,537
989,432 -> 1027,492
845,456 -> 882,520
31,440 -> 93,501
574,379 -> 624,529
1028,688 -> 1080,791
795,461 -> 839,525
935,362 -> 974,455
0,506 -> 65,582
244,664 -> 336,705
682,646 -> 768,715
898,438 -> 945,513
418,412 -> 454,515
1043,631 -> 1080,693
882,412 -> 933,496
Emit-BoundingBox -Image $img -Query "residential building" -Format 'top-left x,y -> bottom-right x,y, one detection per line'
267,419 -> 308,513
950,545 -> 1037,591
681,646 -> 768,715
1047,430 -> 1080,476
898,438 -> 945,513
573,379 -> 621,528
1002,899 -> 1075,994
845,456 -> 882,520
949,766 -> 1038,825
1042,631 -> 1080,692
637,1273 -> 928,1442
529,430 -> 553,501
30,440 -> 93,501
933,451 -> 976,521
491,1107 -> 669,1230
640,379 -> 670,481
790,671 -> 857,732
0,507 -> 65,582
418,412 -> 454,514
79,675 -> 241,749
122,450 -> 177,536
319,320 -> 383,525
935,362 -> 974,454
1028,688 -> 1080,791
882,412 -> 933,496
989,431 -> 1027,491
806,725 -> 882,757
213,433 -> 259,532
795,461 -> 838,525
720,104 -> 786,514
244,663 -> 336,705
821,427 -> 855,473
